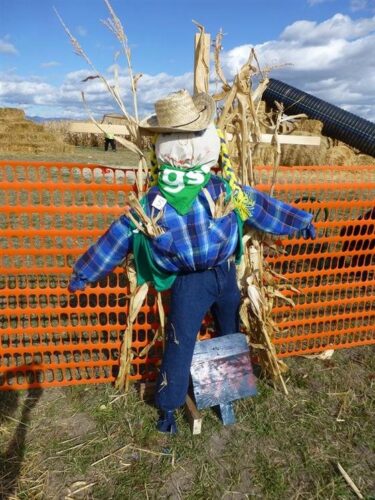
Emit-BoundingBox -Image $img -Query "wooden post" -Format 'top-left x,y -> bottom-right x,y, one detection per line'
185,394 -> 203,435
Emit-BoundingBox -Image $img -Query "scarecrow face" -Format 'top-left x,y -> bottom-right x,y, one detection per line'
155,123 -> 220,171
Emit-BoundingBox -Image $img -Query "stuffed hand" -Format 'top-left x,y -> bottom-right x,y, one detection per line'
67,274 -> 87,293
297,222 -> 316,240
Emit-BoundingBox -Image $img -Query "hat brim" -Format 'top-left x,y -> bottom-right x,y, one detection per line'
139,93 -> 215,133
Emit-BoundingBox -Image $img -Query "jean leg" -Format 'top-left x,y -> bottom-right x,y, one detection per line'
211,262 -> 241,336
155,270 -> 217,410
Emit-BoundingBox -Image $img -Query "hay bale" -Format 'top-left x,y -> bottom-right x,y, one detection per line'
326,145 -> 361,165
0,107 -> 74,154
252,112 -> 374,166
353,153 -> 375,165
292,118 -> 323,134
0,108 -> 25,121
253,144 -> 278,166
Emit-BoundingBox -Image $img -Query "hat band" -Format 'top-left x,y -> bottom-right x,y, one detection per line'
161,106 -> 207,130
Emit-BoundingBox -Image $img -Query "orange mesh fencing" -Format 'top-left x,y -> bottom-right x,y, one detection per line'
0,161 -> 374,390
257,166 -> 374,358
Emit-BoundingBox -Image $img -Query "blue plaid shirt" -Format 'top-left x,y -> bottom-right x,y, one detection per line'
69,175 -> 315,291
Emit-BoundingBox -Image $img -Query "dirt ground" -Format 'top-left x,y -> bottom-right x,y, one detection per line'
0,346 -> 374,499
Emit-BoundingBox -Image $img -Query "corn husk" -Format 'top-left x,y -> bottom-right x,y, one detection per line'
211,30 -> 309,393
115,249 -> 150,391
193,21 -> 210,94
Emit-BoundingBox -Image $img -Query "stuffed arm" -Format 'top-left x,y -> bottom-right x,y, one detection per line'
242,185 -> 316,239
68,215 -> 134,293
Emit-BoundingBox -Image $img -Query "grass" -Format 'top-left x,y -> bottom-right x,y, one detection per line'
0,145 -> 140,167
0,346 -> 374,499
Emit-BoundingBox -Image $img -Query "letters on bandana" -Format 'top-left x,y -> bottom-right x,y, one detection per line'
158,164 -> 211,215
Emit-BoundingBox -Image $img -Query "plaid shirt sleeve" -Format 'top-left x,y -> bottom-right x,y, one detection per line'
68,215 -> 133,292
244,185 -> 316,239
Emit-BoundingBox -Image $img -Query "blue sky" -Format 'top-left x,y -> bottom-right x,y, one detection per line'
1,0 -> 374,120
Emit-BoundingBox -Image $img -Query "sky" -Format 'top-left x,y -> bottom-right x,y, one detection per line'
0,0 -> 374,122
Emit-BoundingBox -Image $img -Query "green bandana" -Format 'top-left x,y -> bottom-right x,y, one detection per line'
157,164 -> 211,215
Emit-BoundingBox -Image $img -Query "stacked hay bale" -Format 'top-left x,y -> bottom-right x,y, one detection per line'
253,111 -> 375,166
0,108 -> 73,153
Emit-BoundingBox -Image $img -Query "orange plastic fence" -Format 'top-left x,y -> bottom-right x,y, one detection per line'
0,161 -> 374,390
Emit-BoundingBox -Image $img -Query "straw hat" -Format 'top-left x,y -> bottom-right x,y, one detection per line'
139,90 -> 215,133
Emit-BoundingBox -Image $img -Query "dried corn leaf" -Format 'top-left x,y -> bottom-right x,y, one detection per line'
125,255 -> 137,294
202,187 -> 216,217
252,77 -> 269,105
268,267 -> 291,282
248,244 -> 261,272
115,325 -> 134,391
157,291 -> 165,329
271,289 -> 296,308
138,329 -> 158,358
239,301 -> 251,332
214,29 -> 229,88
249,342 -> 267,350
217,80 -> 238,130
247,284 -> 264,319
129,282 -> 149,323
193,21 -> 210,94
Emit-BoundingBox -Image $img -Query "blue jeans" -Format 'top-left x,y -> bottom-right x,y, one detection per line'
154,260 -> 241,411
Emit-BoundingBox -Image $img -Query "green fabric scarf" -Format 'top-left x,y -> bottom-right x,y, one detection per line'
158,164 -> 211,215
132,230 -> 177,291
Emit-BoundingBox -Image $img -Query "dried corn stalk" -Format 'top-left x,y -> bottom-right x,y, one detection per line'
115,256 -> 149,391
59,7 -> 308,392
212,30 -> 307,393
238,232 -> 290,394
58,1 -> 155,390
115,197 -> 168,388
56,0 -> 148,196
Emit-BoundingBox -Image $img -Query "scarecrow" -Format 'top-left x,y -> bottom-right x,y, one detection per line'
68,90 -> 315,434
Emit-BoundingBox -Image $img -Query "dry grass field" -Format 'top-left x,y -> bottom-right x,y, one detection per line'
0,347 -> 374,499
0,145 -> 139,168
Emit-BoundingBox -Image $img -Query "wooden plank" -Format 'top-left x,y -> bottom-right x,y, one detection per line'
185,394 -> 203,435
70,124 -> 320,146
225,131 -> 321,146
191,334 -> 257,410
192,333 -> 248,363
191,353 -> 257,409
68,123 -> 131,135
252,133 -> 321,146
219,402 -> 236,425
138,381 -> 156,402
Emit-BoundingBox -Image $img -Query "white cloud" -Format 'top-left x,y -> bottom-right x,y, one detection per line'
41,61 -> 61,68
0,38 -> 18,55
0,69 -> 193,119
280,13 -> 375,43
219,13 -> 375,121
0,13 -> 374,123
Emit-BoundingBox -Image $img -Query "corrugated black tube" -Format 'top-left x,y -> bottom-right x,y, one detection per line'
263,78 -> 375,157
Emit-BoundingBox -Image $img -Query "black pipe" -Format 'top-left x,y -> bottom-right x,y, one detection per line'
263,78 -> 375,157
